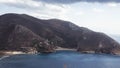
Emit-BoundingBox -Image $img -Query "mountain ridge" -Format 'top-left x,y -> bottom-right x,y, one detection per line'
0,13 -> 120,55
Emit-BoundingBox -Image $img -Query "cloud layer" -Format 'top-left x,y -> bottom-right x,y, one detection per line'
35,0 -> 120,4
0,0 -> 69,19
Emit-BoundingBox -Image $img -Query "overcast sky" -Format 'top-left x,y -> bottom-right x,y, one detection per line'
0,0 -> 120,35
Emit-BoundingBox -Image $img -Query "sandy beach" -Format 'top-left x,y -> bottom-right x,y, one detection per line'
55,47 -> 76,51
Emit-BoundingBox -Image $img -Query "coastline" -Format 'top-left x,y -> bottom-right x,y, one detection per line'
55,47 -> 76,51
0,47 -> 119,59
0,51 -> 30,61
0,47 -> 76,56
0,48 -> 76,61
0,51 -> 26,56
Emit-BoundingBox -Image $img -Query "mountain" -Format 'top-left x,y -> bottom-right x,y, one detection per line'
0,13 -> 120,55
109,35 -> 120,43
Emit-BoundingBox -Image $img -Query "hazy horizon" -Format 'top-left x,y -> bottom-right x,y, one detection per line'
0,0 -> 120,35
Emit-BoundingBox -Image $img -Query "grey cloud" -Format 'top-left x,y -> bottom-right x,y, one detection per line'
0,0 -> 66,18
0,1 -> 44,10
34,0 -> 120,4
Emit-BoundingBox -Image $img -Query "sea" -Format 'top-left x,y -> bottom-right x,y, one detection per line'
0,35 -> 120,68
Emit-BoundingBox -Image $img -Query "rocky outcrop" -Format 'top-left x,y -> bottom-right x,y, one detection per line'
0,13 -> 120,55
77,32 -> 120,54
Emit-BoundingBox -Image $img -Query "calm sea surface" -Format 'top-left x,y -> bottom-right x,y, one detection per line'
0,50 -> 120,68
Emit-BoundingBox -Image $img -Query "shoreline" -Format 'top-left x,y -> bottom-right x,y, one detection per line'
0,51 -> 31,60
0,47 -> 76,61
0,47 -> 119,58
0,51 -> 26,56
0,51 -> 30,59
55,47 -> 76,51
0,47 -> 76,56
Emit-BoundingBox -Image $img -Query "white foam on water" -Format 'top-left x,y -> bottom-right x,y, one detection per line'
0,56 -> 9,60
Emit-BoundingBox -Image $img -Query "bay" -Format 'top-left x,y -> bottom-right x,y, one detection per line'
0,50 -> 120,68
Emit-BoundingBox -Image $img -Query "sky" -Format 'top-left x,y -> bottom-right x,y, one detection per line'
0,0 -> 120,35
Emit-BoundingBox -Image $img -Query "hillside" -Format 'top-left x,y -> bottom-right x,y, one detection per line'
0,13 -> 120,55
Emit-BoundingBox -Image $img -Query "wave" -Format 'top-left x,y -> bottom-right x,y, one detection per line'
0,56 -> 10,60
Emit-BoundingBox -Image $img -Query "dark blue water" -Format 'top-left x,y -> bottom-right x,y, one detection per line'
0,50 -> 120,68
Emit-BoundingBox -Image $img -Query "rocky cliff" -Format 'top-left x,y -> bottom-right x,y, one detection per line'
0,13 -> 120,55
